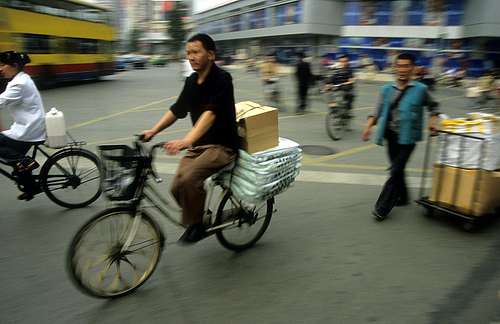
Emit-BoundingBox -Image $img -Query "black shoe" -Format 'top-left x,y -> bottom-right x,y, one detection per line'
372,210 -> 386,221
178,223 -> 206,245
17,192 -> 35,201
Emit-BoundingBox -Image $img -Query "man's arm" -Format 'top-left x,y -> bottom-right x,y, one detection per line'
428,114 -> 439,135
143,110 -> 177,141
362,116 -> 377,142
143,79 -> 190,141
362,92 -> 383,141
423,90 -> 440,135
164,110 -> 215,155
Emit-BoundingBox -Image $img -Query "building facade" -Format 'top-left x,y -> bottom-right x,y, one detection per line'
194,0 -> 500,76
194,0 -> 342,63
139,0 -> 194,54
93,0 -> 193,54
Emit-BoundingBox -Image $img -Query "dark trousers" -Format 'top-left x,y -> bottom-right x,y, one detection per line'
0,133 -> 32,161
298,84 -> 309,112
344,92 -> 354,111
0,134 -> 38,193
171,145 -> 236,226
374,129 -> 415,216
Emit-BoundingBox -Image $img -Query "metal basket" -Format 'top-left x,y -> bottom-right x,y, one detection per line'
98,144 -> 142,201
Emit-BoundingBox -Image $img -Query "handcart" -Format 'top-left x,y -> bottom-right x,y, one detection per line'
416,130 -> 500,231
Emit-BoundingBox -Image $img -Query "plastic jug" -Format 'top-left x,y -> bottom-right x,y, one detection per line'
45,107 -> 67,148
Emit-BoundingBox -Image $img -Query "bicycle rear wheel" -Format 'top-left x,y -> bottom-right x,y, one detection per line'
214,192 -> 274,252
325,109 -> 344,141
40,148 -> 102,208
67,207 -> 164,298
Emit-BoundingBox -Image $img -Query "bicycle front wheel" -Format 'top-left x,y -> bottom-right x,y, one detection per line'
67,207 -> 164,298
325,110 -> 343,141
40,148 -> 102,208
215,192 -> 274,252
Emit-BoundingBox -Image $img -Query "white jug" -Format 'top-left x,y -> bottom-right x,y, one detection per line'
45,107 -> 67,148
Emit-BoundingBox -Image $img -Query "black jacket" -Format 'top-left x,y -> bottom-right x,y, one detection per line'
296,60 -> 312,87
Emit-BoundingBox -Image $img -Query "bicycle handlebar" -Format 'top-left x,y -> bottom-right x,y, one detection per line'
133,134 -> 166,183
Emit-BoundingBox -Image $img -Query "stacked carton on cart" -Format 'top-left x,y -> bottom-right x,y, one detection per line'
235,101 -> 278,153
430,165 -> 500,216
430,114 -> 500,216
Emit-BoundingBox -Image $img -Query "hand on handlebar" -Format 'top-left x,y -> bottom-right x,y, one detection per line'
163,139 -> 190,155
141,130 -> 156,142
429,124 -> 439,136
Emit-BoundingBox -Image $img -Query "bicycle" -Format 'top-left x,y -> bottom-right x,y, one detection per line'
0,139 -> 102,208
67,136 -> 275,298
264,77 -> 281,106
324,84 -> 353,141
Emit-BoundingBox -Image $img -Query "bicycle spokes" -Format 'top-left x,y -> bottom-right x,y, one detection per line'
41,150 -> 101,208
69,209 -> 163,297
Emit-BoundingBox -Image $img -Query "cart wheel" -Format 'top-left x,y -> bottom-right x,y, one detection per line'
462,222 -> 476,232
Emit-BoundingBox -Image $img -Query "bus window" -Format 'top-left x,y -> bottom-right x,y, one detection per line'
100,41 -> 113,54
80,39 -> 97,54
49,37 -> 60,53
5,0 -> 109,24
65,38 -> 79,54
23,34 -> 51,54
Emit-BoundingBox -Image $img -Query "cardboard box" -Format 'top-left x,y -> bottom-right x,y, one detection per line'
235,101 -> 279,153
430,164 -> 500,216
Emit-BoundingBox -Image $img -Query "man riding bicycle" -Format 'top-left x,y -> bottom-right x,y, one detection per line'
326,54 -> 355,116
260,53 -> 279,101
142,34 -> 239,244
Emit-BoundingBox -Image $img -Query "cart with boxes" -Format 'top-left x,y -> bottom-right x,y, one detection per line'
416,113 -> 500,230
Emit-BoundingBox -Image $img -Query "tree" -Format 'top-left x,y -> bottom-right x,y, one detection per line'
128,28 -> 142,53
167,2 -> 188,57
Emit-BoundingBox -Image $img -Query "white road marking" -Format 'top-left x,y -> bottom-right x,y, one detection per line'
152,162 -> 431,188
